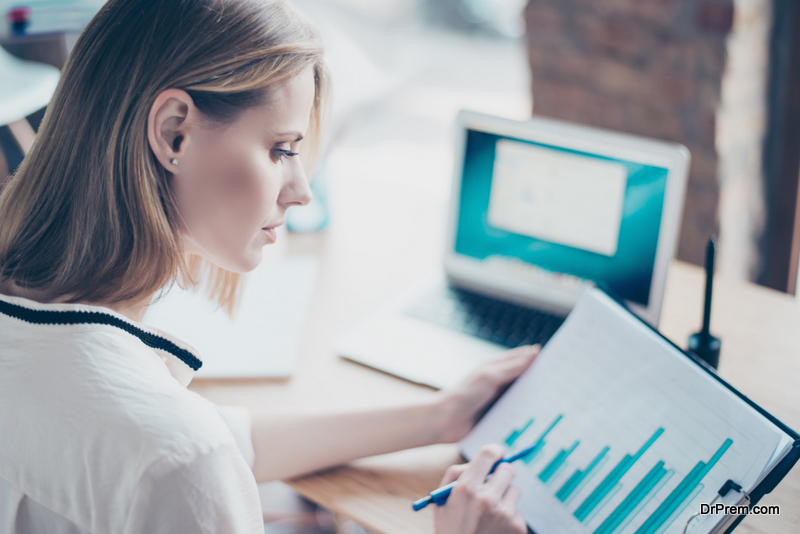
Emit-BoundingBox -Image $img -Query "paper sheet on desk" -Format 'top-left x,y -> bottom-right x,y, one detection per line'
461,289 -> 786,534
144,255 -> 318,378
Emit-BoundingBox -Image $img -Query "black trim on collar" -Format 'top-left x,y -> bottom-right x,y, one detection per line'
0,299 -> 202,371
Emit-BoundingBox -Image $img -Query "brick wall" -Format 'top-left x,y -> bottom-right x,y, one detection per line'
524,0 -> 770,272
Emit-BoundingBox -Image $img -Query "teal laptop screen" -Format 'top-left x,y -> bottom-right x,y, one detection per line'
455,129 -> 668,306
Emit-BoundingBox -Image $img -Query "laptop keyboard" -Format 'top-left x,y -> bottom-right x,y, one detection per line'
405,285 -> 566,349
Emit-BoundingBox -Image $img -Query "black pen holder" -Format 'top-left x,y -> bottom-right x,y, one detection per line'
688,333 -> 721,370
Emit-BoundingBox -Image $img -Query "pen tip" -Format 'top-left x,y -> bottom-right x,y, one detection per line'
412,497 -> 431,511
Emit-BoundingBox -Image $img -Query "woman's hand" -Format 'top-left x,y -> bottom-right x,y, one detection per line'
250,345 -> 538,482
434,444 -> 528,534
436,345 -> 539,443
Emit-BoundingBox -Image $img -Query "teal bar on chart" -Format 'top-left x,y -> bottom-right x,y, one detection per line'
594,461 -> 668,534
522,414 -> 563,466
556,446 -> 610,503
609,470 -> 674,534
539,440 -> 580,483
546,459 -> 571,487
574,428 -> 664,522
635,438 -> 733,534
575,456 -> 633,522
505,418 -> 533,447
653,484 -> 704,534
583,483 -> 623,524
523,443 -> 546,466
634,463 -> 703,533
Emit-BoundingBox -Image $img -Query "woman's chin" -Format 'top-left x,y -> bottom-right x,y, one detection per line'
203,247 -> 263,274
234,250 -> 264,273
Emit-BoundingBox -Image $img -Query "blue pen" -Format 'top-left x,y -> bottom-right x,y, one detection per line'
412,442 -> 537,511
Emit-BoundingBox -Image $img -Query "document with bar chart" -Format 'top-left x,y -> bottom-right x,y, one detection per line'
461,289 -> 796,534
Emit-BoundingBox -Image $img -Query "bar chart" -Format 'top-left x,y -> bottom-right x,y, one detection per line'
594,461 -> 673,534
521,415 -> 562,466
539,439 -> 580,485
493,412 -> 735,533
573,428 -> 664,523
633,439 -> 733,534
556,446 -> 610,504
505,419 -> 533,447
460,291 -> 782,534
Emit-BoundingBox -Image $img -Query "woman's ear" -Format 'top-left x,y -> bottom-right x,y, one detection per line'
147,89 -> 196,173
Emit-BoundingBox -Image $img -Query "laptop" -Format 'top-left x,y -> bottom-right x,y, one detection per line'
334,110 -> 690,389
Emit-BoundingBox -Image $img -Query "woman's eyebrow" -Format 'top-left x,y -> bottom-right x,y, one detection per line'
275,132 -> 304,142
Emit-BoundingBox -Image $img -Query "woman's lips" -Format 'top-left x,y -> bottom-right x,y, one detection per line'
261,226 -> 277,243
261,220 -> 284,244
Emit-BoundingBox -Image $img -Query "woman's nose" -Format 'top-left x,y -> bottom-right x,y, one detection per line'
281,162 -> 313,207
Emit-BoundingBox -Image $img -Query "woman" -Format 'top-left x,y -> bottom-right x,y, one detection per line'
0,0 -> 536,532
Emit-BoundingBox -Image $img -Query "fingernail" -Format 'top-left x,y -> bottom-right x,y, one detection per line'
486,443 -> 505,456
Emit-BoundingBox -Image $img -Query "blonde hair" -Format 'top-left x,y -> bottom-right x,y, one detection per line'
0,0 -> 328,313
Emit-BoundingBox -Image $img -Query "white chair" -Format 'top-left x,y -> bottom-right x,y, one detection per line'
0,45 -> 60,176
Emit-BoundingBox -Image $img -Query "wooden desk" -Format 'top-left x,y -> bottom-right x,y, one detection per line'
189,155 -> 800,533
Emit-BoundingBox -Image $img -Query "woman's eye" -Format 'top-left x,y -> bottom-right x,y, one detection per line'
274,148 -> 299,160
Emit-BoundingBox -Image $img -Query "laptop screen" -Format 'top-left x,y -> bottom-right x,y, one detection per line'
455,128 -> 669,307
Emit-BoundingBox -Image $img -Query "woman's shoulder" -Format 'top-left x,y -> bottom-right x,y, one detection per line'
0,298 -> 232,454
0,307 -> 229,451
0,300 -> 247,532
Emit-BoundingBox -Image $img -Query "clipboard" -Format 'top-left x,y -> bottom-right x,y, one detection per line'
603,289 -> 800,533
461,287 -> 800,534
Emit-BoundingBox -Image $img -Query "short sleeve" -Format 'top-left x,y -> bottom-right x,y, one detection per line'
122,443 -> 263,534
214,404 -> 256,468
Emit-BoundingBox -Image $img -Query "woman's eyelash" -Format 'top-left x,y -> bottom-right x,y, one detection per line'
275,148 -> 299,159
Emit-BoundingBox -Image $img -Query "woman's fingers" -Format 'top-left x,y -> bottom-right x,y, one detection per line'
498,344 -> 540,371
481,345 -> 539,385
501,482 -> 522,509
457,444 -> 505,486
502,344 -> 540,360
435,345 -> 541,444
500,486 -> 528,534
434,447 -> 528,534
439,463 -> 468,486
484,462 -> 515,493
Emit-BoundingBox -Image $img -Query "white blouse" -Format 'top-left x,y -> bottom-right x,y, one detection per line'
0,294 -> 263,533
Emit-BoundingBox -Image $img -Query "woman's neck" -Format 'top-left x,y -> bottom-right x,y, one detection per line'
0,278 -> 150,322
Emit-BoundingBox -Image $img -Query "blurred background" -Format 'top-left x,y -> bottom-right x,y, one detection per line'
2,0 -> 799,296
2,0 -> 799,532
